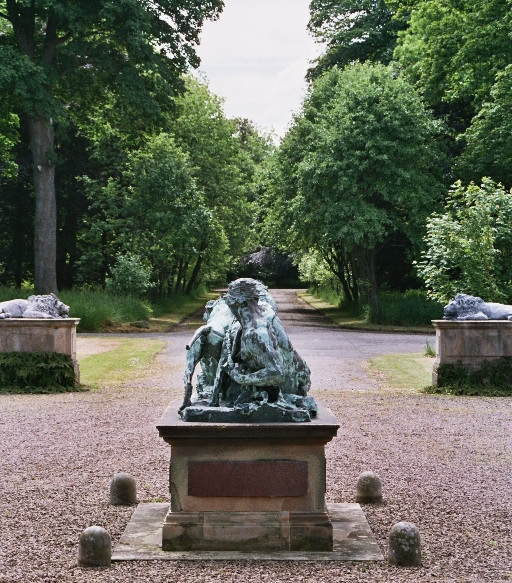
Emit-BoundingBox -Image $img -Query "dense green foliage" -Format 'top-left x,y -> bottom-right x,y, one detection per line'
307,0 -> 406,80
0,285 -> 213,331
309,286 -> 442,326
2,0 -> 511,308
105,254 -> 153,298
370,290 -> 443,325
416,179 -> 512,303
427,358 -> 512,396
262,63 -> 444,314
60,289 -> 151,331
457,65 -> 512,187
1,64 -> 271,293
0,0 -> 224,293
0,352 -> 77,393
255,0 -> 512,306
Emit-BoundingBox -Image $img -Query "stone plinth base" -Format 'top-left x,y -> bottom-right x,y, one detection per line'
111,502 -> 385,561
157,400 -> 339,552
0,318 -> 80,381
162,509 -> 333,552
432,319 -> 512,384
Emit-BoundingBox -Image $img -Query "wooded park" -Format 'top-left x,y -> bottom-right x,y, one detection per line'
1,0 -> 512,318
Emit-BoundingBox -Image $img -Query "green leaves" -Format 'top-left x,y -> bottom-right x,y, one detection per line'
394,0 -> 512,132
264,62 -> 444,305
0,352 -> 77,393
416,178 -> 512,302
298,63 -> 443,247
457,65 -> 512,188
307,0 -> 406,80
0,0 -> 224,291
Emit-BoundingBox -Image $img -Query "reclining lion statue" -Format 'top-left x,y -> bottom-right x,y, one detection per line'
0,293 -> 70,319
443,293 -> 512,321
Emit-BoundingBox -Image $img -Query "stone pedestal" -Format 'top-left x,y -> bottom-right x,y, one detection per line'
432,319 -> 512,384
157,401 -> 339,552
0,318 -> 81,381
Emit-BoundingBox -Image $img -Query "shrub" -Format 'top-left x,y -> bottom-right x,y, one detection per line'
105,253 -> 152,298
426,358 -> 512,396
416,179 -> 512,304
0,352 -> 79,394
369,290 -> 443,326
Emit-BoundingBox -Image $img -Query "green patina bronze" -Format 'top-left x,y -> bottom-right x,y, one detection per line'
179,278 -> 316,422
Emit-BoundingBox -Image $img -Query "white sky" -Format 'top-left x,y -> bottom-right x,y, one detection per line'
195,0 -> 324,139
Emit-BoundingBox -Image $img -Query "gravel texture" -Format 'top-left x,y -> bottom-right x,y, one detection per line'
0,290 -> 510,582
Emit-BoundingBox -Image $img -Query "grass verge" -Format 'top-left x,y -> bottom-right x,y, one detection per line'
144,290 -> 219,332
368,352 -> 434,391
0,285 -> 219,333
78,338 -> 166,388
298,292 -> 434,333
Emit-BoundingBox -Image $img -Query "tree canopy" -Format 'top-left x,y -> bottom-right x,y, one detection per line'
0,0 -> 223,292
416,179 -> 512,303
262,63 -> 444,312
307,0 -> 406,80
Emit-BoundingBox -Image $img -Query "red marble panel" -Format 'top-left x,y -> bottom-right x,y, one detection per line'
188,460 -> 308,497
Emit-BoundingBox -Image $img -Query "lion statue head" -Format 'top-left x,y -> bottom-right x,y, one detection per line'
443,294 -> 486,320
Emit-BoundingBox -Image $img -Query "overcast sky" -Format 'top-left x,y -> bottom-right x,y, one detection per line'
195,0 -> 324,139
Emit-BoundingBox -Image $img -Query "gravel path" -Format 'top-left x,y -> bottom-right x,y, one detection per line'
0,290 -> 510,582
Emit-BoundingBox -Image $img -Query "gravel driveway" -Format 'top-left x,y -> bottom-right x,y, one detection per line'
0,290 -> 510,583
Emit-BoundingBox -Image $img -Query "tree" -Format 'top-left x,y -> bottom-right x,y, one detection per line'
393,0 -> 512,131
0,0 -> 223,293
264,63 -> 445,314
77,132 -> 216,296
307,0 -> 407,80
73,76 -> 268,294
170,77 -> 258,286
416,179 -> 512,303
456,65 -> 512,189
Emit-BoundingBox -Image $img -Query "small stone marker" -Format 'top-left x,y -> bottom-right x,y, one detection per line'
356,471 -> 382,503
110,472 -> 137,505
78,526 -> 111,567
388,521 -> 422,566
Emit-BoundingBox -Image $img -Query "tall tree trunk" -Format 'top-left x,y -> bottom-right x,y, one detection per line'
356,247 -> 380,319
174,258 -> 184,293
185,241 -> 207,294
323,244 -> 358,303
29,115 -> 58,294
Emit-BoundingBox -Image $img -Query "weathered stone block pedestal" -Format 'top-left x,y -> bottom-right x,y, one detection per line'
432,319 -> 512,384
0,318 -> 81,381
157,401 -> 339,552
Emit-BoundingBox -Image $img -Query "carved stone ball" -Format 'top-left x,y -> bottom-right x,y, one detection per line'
388,521 -> 422,567
78,526 -> 111,567
109,472 -> 137,505
356,471 -> 382,503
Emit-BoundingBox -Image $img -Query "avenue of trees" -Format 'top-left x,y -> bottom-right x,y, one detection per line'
0,0 -> 271,295
258,0 -> 512,310
1,0 -> 512,308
